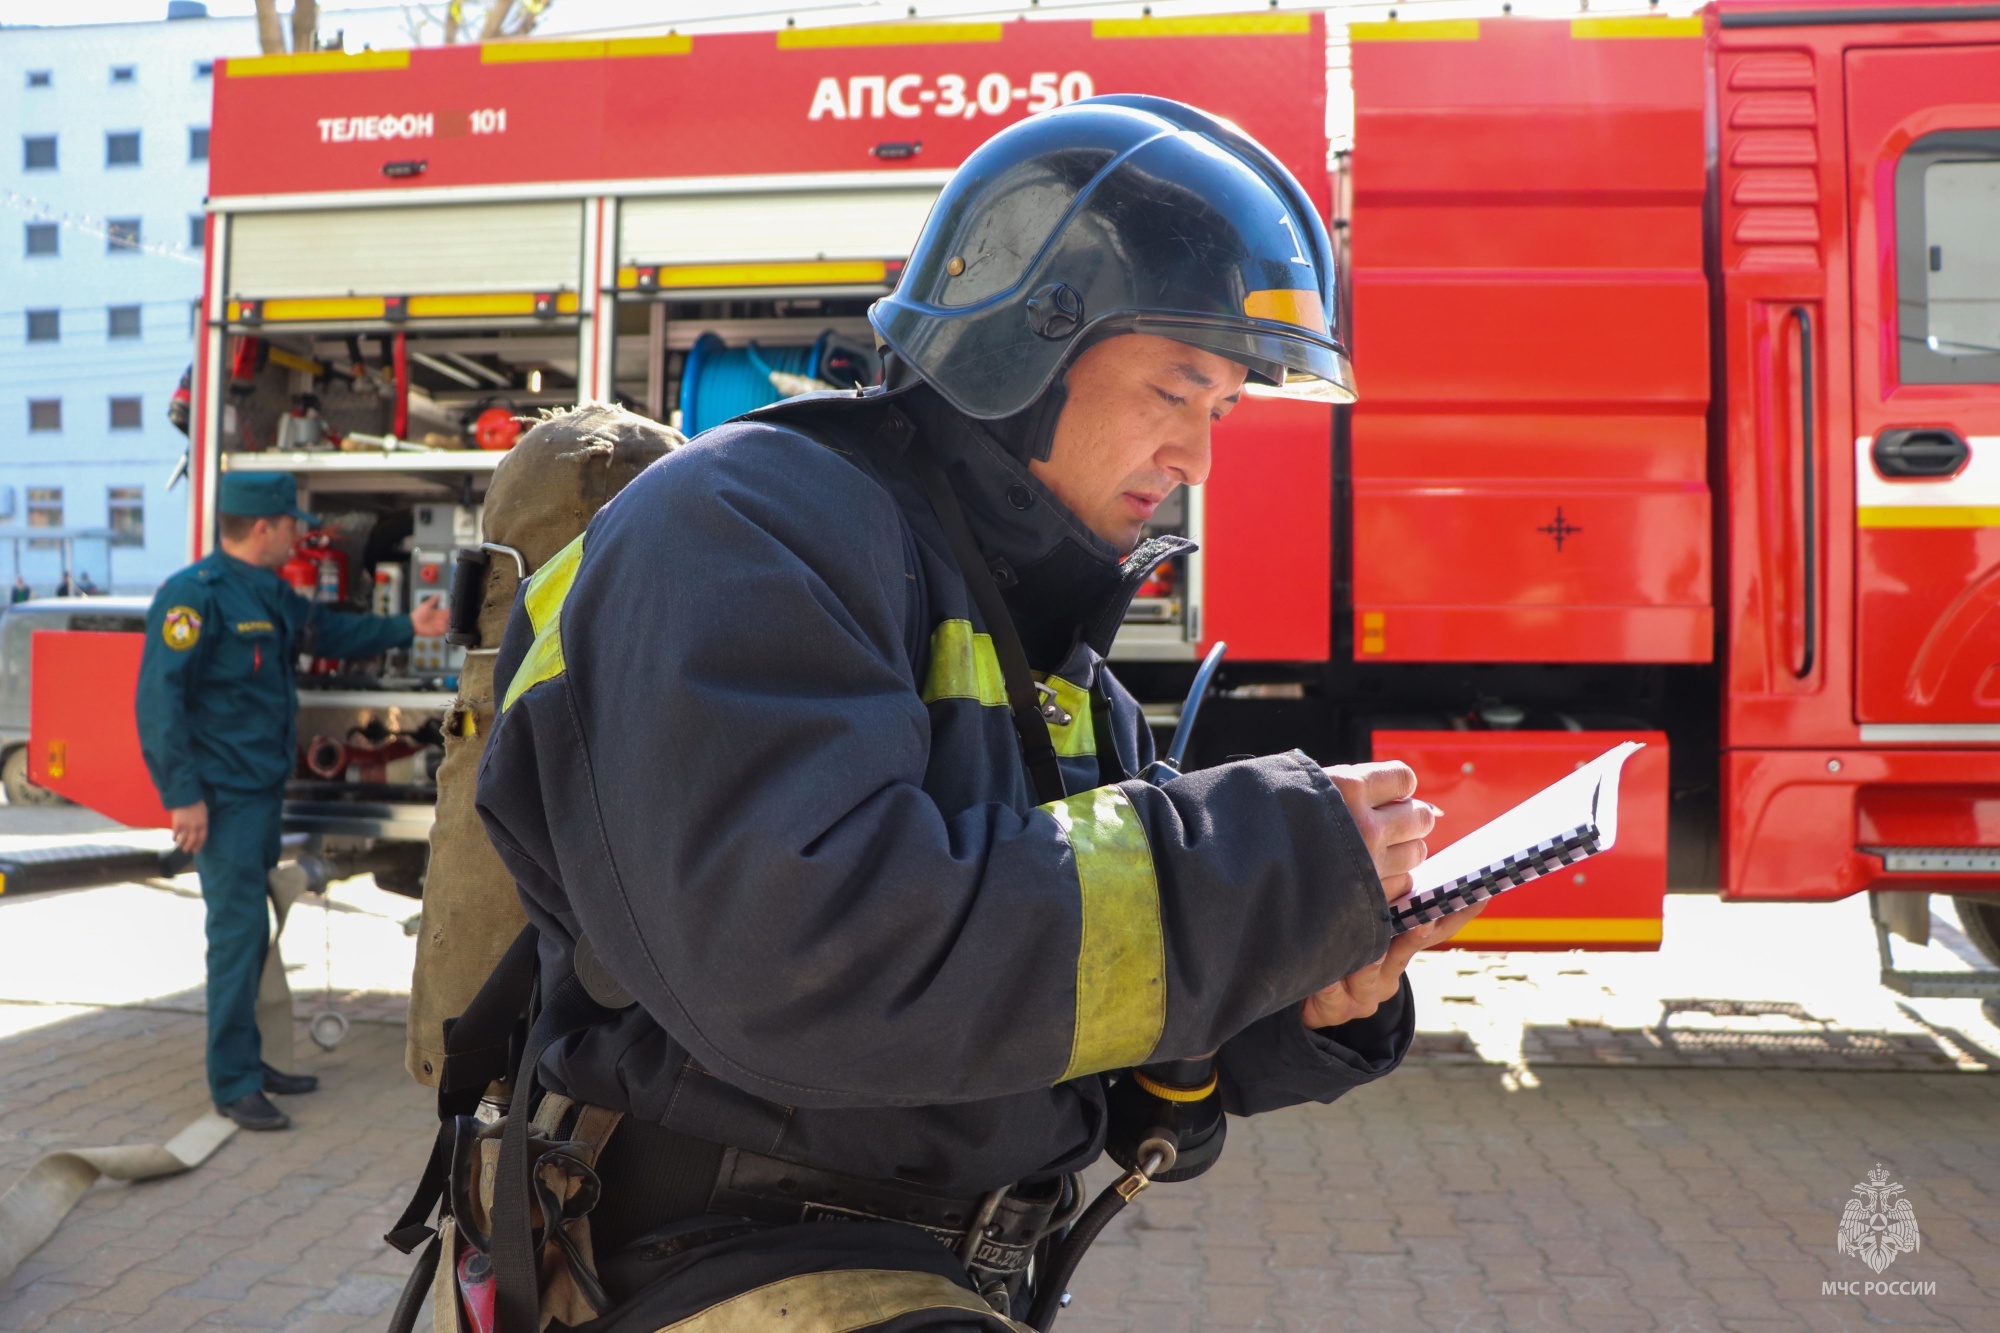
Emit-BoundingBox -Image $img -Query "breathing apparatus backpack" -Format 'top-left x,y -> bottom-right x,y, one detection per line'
404,404 -> 677,1092
386,405 -> 675,1332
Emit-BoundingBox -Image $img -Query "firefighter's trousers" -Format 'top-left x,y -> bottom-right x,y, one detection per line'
194,789 -> 284,1105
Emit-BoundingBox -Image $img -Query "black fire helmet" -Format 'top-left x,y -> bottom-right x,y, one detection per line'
870,94 -> 1355,459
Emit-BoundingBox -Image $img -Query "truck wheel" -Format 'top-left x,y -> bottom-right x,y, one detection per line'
373,844 -> 429,899
1953,895 -> 2000,970
2,747 -> 65,807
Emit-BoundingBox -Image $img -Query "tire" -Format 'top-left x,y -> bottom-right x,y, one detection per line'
1952,895 -> 2000,970
372,843 -> 429,899
2,746 -> 65,807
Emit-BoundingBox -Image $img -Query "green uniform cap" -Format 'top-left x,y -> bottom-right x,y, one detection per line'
218,473 -> 316,527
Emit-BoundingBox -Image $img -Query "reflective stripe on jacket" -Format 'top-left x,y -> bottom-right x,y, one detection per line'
475,385 -> 1412,1193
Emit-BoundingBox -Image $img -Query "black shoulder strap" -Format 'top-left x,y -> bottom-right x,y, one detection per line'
492,972 -> 605,1333
384,923 -> 542,1262
906,445 -> 1067,808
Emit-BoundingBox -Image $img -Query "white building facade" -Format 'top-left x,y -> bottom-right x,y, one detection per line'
1,8 -> 258,594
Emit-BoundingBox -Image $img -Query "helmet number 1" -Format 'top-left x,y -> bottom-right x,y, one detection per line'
1277,214 -> 1311,268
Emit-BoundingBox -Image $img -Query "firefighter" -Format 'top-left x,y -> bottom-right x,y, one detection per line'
471,97 -> 1479,1329
137,473 -> 448,1131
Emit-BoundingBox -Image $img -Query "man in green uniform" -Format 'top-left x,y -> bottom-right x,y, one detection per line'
137,474 -> 448,1130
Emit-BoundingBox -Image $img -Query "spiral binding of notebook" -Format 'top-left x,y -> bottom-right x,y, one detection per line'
1389,824 -> 1601,934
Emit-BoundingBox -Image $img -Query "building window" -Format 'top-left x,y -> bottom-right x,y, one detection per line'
188,215 -> 205,250
26,310 -> 59,343
106,132 -> 140,167
27,70 -> 51,88
189,127 -> 209,162
110,66 -> 136,84
108,305 -> 141,340
108,487 -> 144,547
109,396 -> 143,430
25,223 -> 58,257
194,60 -> 213,79
106,218 -> 141,254
27,488 -> 62,549
23,136 -> 56,171
28,399 -> 61,432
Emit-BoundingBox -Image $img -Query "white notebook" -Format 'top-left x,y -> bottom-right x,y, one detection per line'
1387,741 -> 1643,936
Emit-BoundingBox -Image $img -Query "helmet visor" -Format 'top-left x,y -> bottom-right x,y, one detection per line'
1124,314 -> 1357,405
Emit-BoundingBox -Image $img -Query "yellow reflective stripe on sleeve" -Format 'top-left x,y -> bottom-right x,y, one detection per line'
501,534 -> 585,712
1044,786 -> 1165,1081
920,619 -> 1008,707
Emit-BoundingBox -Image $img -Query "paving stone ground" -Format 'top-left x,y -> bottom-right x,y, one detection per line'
2,804 -> 1997,1330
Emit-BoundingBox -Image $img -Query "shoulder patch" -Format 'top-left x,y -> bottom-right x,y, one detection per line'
162,606 -> 203,651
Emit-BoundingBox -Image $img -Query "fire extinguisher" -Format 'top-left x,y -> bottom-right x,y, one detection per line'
280,547 -> 319,599
292,531 -> 348,604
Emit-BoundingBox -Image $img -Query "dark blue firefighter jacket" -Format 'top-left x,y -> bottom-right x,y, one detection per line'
476,384 -> 1414,1194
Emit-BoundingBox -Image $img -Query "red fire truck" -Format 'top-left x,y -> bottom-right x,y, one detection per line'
27,4 -> 2000,979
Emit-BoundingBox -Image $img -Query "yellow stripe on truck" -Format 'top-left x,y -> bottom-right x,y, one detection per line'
1571,16 -> 1704,39
778,22 -> 1003,49
647,261 -> 889,290
502,534 -> 585,712
1858,506 -> 2000,529
1450,917 -> 1663,945
1348,19 -> 1481,42
223,49 -> 410,77
1092,14 -> 1310,38
480,35 -> 692,62
1043,785 -> 1165,1082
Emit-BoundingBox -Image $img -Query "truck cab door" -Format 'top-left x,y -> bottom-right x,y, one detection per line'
1847,44 -> 2000,732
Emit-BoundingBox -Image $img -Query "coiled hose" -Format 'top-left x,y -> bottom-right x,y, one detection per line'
679,332 -> 824,437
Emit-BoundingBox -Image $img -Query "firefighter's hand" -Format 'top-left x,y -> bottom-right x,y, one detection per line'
1301,901 -> 1487,1029
409,596 -> 449,638
1322,760 -> 1437,901
170,801 -> 208,855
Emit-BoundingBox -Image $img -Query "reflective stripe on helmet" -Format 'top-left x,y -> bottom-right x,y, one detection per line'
919,619 -> 1096,757
1042,784 -> 1165,1081
501,533 -> 584,711
1244,288 -> 1328,334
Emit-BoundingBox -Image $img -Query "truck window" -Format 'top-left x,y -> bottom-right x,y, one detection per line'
1897,130 -> 2000,385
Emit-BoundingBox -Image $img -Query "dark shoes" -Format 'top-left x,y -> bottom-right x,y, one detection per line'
217,1091 -> 291,1131
261,1062 -> 320,1096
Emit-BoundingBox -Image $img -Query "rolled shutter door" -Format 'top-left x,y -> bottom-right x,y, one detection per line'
618,187 -> 939,267
228,202 -> 585,299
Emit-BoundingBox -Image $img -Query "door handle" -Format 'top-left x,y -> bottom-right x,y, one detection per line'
1789,307 -> 1817,681
1872,428 -> 1970,478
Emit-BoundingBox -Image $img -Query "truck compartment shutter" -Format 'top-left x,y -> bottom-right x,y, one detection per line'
227,202 -> 585,299
618,188 -> 938,267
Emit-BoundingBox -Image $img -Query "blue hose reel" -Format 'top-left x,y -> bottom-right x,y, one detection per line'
679,330 -> 879,437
